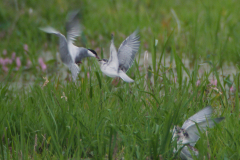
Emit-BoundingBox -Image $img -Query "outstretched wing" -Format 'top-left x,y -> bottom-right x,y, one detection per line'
40,27 -> 73,65
40,27 -> 79,81
180,145 -> 199,159
117,29 -> 140,72
185,117 -> 224,146
182,106 -> 213,130
107,34 -> 119,71
66,10 -> 82,44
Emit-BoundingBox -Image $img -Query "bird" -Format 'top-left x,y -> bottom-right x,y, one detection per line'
98,29 -> 140,83
40,10 -> 99,81
172,106 -> 224,160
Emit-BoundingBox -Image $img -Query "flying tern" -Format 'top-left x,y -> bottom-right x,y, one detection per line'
99,30 -> 140,83
172,106 -> 224,160
40,11 -> 99,81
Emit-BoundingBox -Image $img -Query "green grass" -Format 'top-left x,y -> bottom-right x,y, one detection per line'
1,0 -> 240,159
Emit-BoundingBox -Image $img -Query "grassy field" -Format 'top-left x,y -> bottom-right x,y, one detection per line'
1,0 -> 240,159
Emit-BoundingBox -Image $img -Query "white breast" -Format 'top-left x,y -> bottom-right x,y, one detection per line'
68,42 -> 79,62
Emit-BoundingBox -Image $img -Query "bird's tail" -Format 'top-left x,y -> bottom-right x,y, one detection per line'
39,26 -> 60,35
69,63 -> 80,82
119,70 -> 134,83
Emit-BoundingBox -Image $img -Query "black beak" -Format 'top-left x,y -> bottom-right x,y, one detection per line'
96,55 -> 100,59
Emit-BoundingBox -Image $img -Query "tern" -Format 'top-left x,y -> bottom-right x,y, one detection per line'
172,106 -> 224,160
40,11 -> 99,81
99,30 -> 140,83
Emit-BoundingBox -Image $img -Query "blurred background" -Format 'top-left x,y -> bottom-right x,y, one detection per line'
1,0 -> 240,83
1,1 -> 240,159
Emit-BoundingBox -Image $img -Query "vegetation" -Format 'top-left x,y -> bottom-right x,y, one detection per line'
0,0 -> 239,159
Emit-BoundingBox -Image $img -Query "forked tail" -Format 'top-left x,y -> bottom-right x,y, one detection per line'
69,63 -> 80,82
119,70 -> 134,83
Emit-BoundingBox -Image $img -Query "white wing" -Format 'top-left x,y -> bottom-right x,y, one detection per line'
40,26 -> 79,81
180,145 -> 199,160
40,27 -> 73,65
117,29 -> 140,72
185,117 -> 224,146
66,10 -> 82,44
107,35 -> 119,71
40,26 -> 60,35
182,106 -> 213,130
182,106 -> 224,146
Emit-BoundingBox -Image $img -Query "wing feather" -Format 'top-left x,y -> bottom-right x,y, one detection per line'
185,117 -> 224,146
182,106 -> 213,130
107,35 -> 119,71
40,26 -> 79,81
117,29 -> 140,72
66,10 -> 82,43
40,27 -> 73,65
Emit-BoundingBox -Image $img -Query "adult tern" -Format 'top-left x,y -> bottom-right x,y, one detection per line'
99,30 -> 140,83
40,11 -> 99,81
172,106 -> 224,159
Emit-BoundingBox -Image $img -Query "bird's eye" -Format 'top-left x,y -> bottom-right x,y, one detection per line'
184,132 -> 188,137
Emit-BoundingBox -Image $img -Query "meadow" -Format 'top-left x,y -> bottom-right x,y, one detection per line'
0,0 -> 240,159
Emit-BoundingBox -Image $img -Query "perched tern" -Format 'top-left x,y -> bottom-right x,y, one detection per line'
40,11 -> 99,81
172,106 -> 224,160
99,30 -> 140,83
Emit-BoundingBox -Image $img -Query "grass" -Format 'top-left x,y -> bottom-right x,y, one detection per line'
1,0 -> 240,159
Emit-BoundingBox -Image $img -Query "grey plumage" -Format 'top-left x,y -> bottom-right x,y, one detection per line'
172,106 -> 224,160
66,10 -> 82,43
40,11 -> 99,82
118,29 -> 140,72
180,145 -> 199,160
99,29 -> 140,83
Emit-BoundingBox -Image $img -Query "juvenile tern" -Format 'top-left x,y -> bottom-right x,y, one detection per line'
172,106 -> 224,160
99,30 -> 140,83
40,11 -> 99,81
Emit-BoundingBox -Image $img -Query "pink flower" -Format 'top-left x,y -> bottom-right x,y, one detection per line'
16,57 -> 21,69
144,42 -> 149,49
174,77 -> 177,83
24,44 -> 28,52
38,58 -> 47,71
138,66 -> 142,72
2,66 -> 8,72
3,50 -> 7,56
230,86 -> 234,92
95,47 -> 100,53
11,52 -> 16,60
27,59 -> 32,67
211,79 -> 217,86
91,40 -> 95,46
5,58 -> 12,64
0,58 -> 4,66
3,58 -> 7,65
196,80 -> 201,86
87,72 -> 90,78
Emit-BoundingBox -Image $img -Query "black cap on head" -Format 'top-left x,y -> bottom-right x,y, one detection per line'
88,49 -> 99,59
98,58 -> 108,62
102,59 -> 108,62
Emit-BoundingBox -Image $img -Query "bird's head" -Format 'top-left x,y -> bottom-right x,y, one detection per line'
172,125 -> 188,141
98,59 -> 108,65
87,49 -> 100,59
